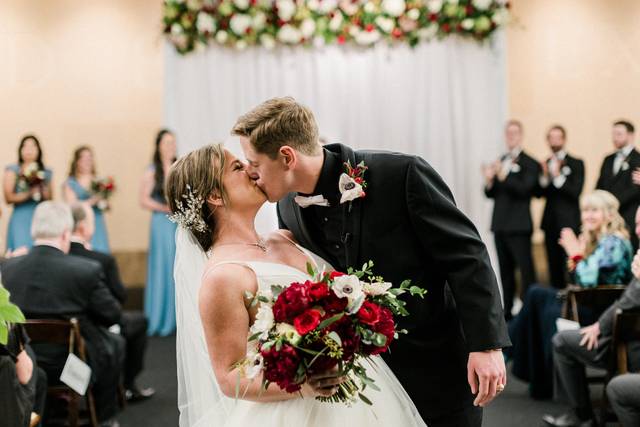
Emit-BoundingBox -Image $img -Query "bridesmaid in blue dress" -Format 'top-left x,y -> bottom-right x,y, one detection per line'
140,130 -> 178,336
62,146 -> 110,253
3,135 -> 53,251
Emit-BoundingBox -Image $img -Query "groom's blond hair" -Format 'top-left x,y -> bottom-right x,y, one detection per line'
231,97 -> 321,159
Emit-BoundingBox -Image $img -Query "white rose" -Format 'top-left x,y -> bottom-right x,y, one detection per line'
363,1 -> 377,13
215,30 -> 229,43
276,0 -> 296,21
187,0 -> 203,10
328,13 -> 344,32
339,0 -> 359,16
426,0 -> 443,13
407,8 -> 420,20
171,23 -> 184,35
363,282 -> 393,296
307,0 -> 320,11
381,0 -> 405,17
276,323 -> 302,345
491,8 -> 509,25
417,24 -> 438,40
472,0 -> 492,10
374,16 -> 395,33
196,12 -> 217,33
260,33 -> 276,49
300,18 -> 316,39
249,305 -> 274,340
235,39 -> 248,50
253,11 -> 267,30
461,18 -> 474,30
234,0 -> 250,8
244,350 -> 264,379
277,24 -> 302,43
318,0 -> 338,14
230,13 -> 252,35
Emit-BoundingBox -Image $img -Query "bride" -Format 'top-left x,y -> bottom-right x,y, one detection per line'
168,143 -> 427,427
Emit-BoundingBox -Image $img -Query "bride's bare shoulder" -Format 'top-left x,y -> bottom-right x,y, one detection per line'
267,229 -> 297,244
200,259 -> 256,298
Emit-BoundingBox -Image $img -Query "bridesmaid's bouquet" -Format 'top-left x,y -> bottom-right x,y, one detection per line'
17,163 -> 46,201
91,177 -> 116,211
239,261 -> 426,405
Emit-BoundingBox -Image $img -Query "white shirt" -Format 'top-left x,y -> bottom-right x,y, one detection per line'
540,150 -> 568,189
613,144 -> 634,175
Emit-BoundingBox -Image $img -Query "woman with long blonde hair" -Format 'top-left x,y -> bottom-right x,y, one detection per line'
507,190 -> 633,399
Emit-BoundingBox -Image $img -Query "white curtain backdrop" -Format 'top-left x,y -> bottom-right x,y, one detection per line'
164,34 -> 507,267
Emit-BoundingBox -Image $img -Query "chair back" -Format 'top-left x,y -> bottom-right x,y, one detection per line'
612,309 -> 640,374
23,318 -> 87,361
564,285 -> 627,323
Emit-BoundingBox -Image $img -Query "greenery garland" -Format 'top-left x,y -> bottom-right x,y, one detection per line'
164,0 -> 510,54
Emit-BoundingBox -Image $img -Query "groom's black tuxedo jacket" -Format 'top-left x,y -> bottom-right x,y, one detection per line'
278,144 -> 510,416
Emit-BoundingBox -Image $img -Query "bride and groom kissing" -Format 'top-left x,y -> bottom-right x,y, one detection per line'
169,97 -> 510,427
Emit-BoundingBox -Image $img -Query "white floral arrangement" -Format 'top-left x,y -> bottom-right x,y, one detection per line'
164,0 -> 510,53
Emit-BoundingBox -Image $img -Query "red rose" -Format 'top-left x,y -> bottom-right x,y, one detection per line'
261,344 -> 302,393
321,292 -> 348,314
442,23 -> 451,33
357,301 -> 381,326
294,309 -> 322,335
272,282 -> 310,323
329,271 -> 345,280
365,23 -> 374,33
362,307 -> 395,355
392,28 -> 403,38
337,35 -> 346,44
306,280 -> 330,301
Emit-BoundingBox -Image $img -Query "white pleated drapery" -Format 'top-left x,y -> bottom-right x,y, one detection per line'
164,34 -> 507,259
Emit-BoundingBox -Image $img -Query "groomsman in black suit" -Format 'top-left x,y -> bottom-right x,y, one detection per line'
537,125 -> 584,289
1,202 -> 123,427
483,120 -> 540,320
69,203 -> 155,402
596,120 -> 640,250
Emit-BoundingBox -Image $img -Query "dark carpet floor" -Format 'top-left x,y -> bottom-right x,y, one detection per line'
117,336 -> 613,426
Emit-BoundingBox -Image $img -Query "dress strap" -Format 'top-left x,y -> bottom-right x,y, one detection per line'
201,261 -> 252,282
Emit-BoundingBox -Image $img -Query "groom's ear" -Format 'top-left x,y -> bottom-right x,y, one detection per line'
279,146 -> 297,170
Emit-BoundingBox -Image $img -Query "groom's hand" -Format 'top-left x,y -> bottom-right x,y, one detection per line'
468,350 -> 506,407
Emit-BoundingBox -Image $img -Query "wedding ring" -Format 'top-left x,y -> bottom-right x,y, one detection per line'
496,384 -> 505,393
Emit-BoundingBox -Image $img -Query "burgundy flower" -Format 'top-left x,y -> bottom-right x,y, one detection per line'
272,282 -> 310,323
306,280 -> 330,301
261,344 -> 302,393
294,309 -> 322,335
357,301 -> 381,326
362,307 -> 395,355
321,292 -> 348,314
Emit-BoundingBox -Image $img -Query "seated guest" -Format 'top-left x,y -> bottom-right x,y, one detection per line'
0,322 -> 47,427
70,202 -> 154,401
0,201 -> 123,427
543,245 -> 640,426
607,373 -> 640,427
508,190 -> 633,399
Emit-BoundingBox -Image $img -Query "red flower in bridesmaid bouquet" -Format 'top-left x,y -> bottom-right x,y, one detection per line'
293,308 -> 322,335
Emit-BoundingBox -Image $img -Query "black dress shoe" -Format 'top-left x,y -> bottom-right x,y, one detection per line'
542,413 -> 595,427
125,386 -> 156,402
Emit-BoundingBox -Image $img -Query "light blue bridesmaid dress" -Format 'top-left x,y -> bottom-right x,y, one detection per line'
5,164 -> 52,251
144,166 -> 177,336
65,176 -> 110,253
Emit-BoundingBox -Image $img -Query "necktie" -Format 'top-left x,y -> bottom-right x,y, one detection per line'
294,195 -> 330,208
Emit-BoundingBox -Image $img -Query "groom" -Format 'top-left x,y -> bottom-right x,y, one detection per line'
234,97 -> 510,427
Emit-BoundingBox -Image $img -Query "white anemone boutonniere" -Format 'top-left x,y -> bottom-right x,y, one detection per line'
339,161 -> 368,204
622,161 -> 630,172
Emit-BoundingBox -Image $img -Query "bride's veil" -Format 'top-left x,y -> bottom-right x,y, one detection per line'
174,226 -> 232,426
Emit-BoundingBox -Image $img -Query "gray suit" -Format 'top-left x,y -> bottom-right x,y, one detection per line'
607,373 -> 640,426
552,279 -> 640,420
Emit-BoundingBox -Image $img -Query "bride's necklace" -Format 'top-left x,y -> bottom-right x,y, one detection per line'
214,236 -> 268,252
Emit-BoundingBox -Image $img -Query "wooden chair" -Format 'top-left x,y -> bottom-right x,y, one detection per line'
23,318 -> 99,427
612,309 -> 640,374
562,284 -> 627,323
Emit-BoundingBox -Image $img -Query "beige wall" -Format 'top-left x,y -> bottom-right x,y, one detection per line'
0,0 -> 164,251
506,0 -> 640,235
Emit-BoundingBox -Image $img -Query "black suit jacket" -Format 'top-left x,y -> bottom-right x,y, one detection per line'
538,154 -> 585,233
485,151 -> 540,233
0,246 -> 122,375
69,241 -> 126,304
596,148 -> 640,228
277,143 -> 510,414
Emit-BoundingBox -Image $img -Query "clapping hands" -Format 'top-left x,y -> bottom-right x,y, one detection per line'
558,228 -> 585,258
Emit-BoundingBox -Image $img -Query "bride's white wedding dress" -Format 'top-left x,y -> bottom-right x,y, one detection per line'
174,228 -> 427,427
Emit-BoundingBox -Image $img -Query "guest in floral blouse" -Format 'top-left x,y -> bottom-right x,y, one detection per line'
506,190 -> 633,399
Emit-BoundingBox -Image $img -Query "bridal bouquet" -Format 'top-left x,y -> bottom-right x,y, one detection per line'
239,261 -> 425,405
91,177 -> 116,211
17,163 -> 46,201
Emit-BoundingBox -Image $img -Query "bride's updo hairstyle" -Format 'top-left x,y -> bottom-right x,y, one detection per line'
165,143 -> 228,252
